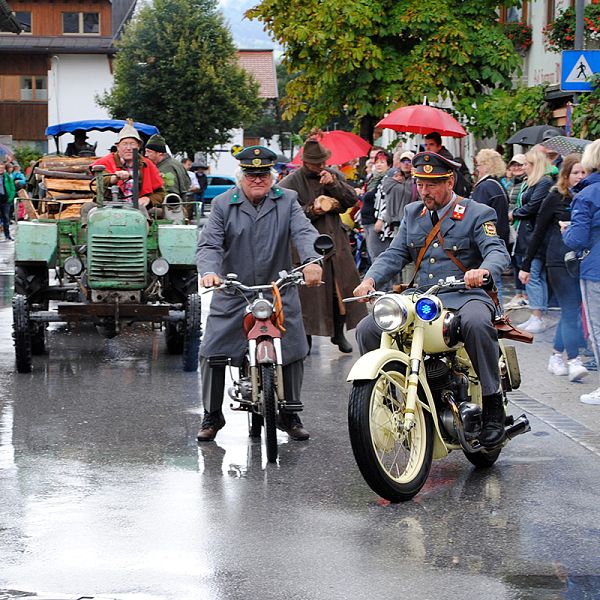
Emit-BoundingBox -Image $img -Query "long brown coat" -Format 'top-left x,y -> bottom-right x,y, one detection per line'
279,167 -> 367,336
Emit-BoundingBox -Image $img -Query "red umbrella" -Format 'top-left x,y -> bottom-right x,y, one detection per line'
291,130 -> 371,166
376,105 -> 467,138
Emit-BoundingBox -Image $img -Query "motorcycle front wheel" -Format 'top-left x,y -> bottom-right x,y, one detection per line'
261,364 -> 278,463
348,361 -> 434,502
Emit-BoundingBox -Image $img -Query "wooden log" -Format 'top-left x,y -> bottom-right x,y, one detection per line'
46,179 -> 93,193
35,168 -> 93,180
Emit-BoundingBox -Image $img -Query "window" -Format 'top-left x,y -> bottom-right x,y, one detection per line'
20,76 -> 47,101
62,12 -> 100,34
499,2 -> 528,23
15,11 -> 31,33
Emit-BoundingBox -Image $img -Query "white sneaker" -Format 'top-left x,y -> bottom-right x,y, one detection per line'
518,315 -> 533,329
580,387 -> 600,405
522,316 -> 547,334
568,357 -> 589,382
548,353 -> 568,376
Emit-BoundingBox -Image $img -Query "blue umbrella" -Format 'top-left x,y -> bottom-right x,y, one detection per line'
0,142 -> 14,161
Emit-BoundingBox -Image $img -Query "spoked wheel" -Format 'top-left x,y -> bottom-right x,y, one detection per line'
182,293 -> 201,372
13,294 -> 32,373
261,364 -> 278,463
464,447 -> 502,468
348,361 -> 434,502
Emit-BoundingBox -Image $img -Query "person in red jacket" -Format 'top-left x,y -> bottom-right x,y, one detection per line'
91,120 -> 164,212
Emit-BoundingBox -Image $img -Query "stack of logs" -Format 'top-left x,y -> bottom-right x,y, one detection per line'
32,155 -> 96,219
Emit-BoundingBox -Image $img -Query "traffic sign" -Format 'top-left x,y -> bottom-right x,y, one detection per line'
561,50 -> 600,92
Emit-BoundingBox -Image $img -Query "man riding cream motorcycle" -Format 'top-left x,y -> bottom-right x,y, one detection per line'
353,151 -> 511,449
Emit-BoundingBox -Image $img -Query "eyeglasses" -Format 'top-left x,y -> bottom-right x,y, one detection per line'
400,158 -> 412,163
244,172 -> 271,182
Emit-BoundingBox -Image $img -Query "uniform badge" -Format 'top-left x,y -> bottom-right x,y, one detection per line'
423,164 -> 433,174
252,158 -> 262,166
254,148 -> 261,155
420,206 -> 427,217
451,204 -> 466,220
483,222 -> 497,236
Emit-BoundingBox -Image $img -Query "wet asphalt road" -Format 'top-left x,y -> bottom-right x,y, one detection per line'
1,273 -> 599,600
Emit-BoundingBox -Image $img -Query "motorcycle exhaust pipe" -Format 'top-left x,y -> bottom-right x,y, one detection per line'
505,414 -> 530,439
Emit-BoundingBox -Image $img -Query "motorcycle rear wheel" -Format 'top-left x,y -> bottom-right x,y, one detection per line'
348,361 -> 433,502
261,364 -> 278,463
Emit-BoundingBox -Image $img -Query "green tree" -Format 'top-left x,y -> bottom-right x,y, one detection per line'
455,84 -> 553,146
573,74 -> 600,139
98,0 -> 261,157
246,0 -> 522,142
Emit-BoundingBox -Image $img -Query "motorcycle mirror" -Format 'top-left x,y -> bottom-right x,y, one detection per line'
313,234 -> 334,256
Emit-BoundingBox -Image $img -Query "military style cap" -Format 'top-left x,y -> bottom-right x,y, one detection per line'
236,145 -> 277,173
412,151 -> 461,179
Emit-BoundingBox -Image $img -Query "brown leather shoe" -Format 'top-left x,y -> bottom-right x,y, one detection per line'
277,412 -> 310,441
197,411 -> 225,442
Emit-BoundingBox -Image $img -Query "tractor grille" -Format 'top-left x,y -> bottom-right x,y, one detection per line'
89,234 -> 146,288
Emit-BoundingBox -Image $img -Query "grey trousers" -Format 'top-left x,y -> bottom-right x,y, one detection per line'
581,279 -> 600,386
355,299 -> 501,396
200,357 -> 305,414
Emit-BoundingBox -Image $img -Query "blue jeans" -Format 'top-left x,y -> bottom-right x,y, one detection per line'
0,202 -> 10,238
526,257 -> 548,311
548,266 -> 584,359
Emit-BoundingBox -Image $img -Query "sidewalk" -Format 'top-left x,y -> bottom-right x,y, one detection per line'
505,304 -> 600,437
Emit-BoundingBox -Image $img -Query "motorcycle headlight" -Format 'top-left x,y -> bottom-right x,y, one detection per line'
151,257 -> 170,277
373,295 -> 410,332
415,295 -> 442,322
251,298 -> 273,320
64,256 -> 83,276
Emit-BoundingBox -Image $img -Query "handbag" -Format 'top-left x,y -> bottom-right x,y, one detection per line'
564,249 -> 590,278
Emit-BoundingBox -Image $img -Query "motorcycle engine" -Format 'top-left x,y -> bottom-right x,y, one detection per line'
425,357 -> 452,392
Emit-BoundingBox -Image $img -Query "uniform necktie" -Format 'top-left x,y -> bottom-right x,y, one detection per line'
430,210 -> 439,226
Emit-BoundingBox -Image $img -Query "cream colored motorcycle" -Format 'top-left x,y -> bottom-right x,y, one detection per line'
345,278 -> 531,502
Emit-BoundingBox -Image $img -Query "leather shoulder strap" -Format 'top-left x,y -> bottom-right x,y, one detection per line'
408,197 -> 462,288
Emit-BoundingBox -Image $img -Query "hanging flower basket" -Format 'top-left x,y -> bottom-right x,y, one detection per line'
543,1 -> 600,52
504,21 -> 533,52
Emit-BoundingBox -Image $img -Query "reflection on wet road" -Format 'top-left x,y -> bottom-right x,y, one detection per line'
0,275 -> 599,600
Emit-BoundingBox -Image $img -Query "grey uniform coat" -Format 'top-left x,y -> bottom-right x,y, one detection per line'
365,196 -> 510,309
197,185 -> 320,366
279,166 -> 367,335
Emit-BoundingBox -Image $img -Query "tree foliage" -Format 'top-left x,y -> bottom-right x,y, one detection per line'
455,85 -> 552,144
98,0 -> 261,157
573,74 -> 600,139
246,0 -> 522,142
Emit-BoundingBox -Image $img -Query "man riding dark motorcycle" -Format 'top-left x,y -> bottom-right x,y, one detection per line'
353,151 -> 511,448
196,145 -> 322,442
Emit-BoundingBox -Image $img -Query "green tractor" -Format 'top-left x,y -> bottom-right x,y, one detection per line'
13,156 -> 201,373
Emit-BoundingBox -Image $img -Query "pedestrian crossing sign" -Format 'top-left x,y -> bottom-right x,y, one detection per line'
561,50 -> 600,92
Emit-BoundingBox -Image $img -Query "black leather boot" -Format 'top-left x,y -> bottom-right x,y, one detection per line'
331,314 -> 353,353
480,393 -> 506,448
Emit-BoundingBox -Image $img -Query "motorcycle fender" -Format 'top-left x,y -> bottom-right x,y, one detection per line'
256,340 -> 276,364
347,349 -> 449,460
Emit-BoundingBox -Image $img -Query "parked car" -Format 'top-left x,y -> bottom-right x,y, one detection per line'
204,174 -> 236,203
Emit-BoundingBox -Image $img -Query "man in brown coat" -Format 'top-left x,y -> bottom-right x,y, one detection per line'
280,137 -> 367,352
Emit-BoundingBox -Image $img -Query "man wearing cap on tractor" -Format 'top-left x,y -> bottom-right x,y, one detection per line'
91,120 -> 164,213
196,145 -> 323,442
144,134 -> 191,200
279,134 -> 367,354
353,151 -> 511,449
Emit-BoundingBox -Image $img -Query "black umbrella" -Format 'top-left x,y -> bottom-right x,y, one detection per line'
506,125 -> 565,146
